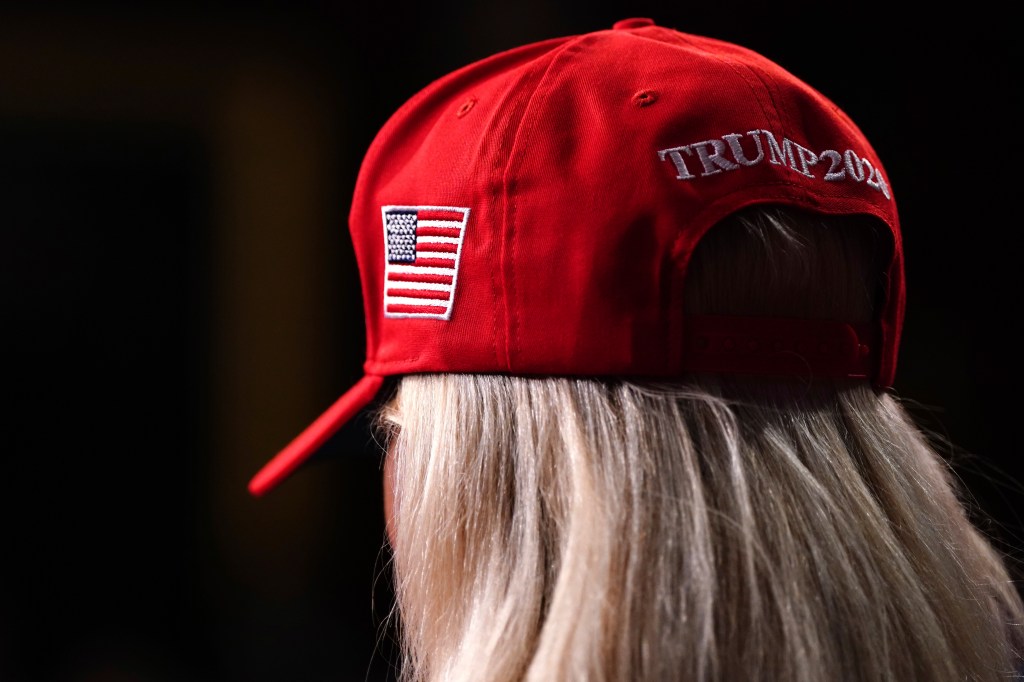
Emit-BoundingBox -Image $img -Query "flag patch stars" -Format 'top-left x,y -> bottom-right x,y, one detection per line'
380,205 -> 470,320
385,211 -> 418,263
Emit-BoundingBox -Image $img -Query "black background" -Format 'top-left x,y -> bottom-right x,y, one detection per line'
2,2 -> 1021,681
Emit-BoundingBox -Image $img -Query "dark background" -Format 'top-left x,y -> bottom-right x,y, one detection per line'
2,2 -> 1021,681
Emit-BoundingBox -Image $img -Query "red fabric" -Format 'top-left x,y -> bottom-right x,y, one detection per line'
249,18 -> 905,496
352,20 -> 902,382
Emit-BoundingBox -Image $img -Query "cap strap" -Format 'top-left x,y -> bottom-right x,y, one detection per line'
681,315 -> 876,381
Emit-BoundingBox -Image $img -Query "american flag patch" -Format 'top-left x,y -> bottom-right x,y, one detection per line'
381,205 -> 470,320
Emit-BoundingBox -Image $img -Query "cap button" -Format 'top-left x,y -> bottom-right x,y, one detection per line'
613,17 -> 655,30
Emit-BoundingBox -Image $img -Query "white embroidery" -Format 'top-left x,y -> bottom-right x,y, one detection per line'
657,129 -> 891,200
381,205 -> 470,320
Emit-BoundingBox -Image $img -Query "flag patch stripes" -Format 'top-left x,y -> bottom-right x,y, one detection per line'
381,205 -> 470,320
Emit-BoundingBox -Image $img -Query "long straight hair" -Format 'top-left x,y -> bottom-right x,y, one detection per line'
375,206 -> 1024,681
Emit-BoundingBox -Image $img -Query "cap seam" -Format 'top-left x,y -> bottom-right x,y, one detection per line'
359,35 -> 578,369
498,34 -> 595,369
661,30 -> 788,136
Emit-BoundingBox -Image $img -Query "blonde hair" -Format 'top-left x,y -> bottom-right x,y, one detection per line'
375,206 -> 1024,682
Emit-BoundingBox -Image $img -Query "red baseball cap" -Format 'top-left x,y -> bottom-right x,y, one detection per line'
248,17 -> 904,496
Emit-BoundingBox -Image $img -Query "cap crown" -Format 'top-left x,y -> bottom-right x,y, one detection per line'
248,18 -> 907,497
350,19 -> 904,386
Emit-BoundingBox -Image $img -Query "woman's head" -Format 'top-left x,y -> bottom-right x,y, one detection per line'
241,18 -> 1022,681
375,206 -> 1023,682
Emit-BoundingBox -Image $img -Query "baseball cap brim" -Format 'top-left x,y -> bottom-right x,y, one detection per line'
247,374 -> 386,497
